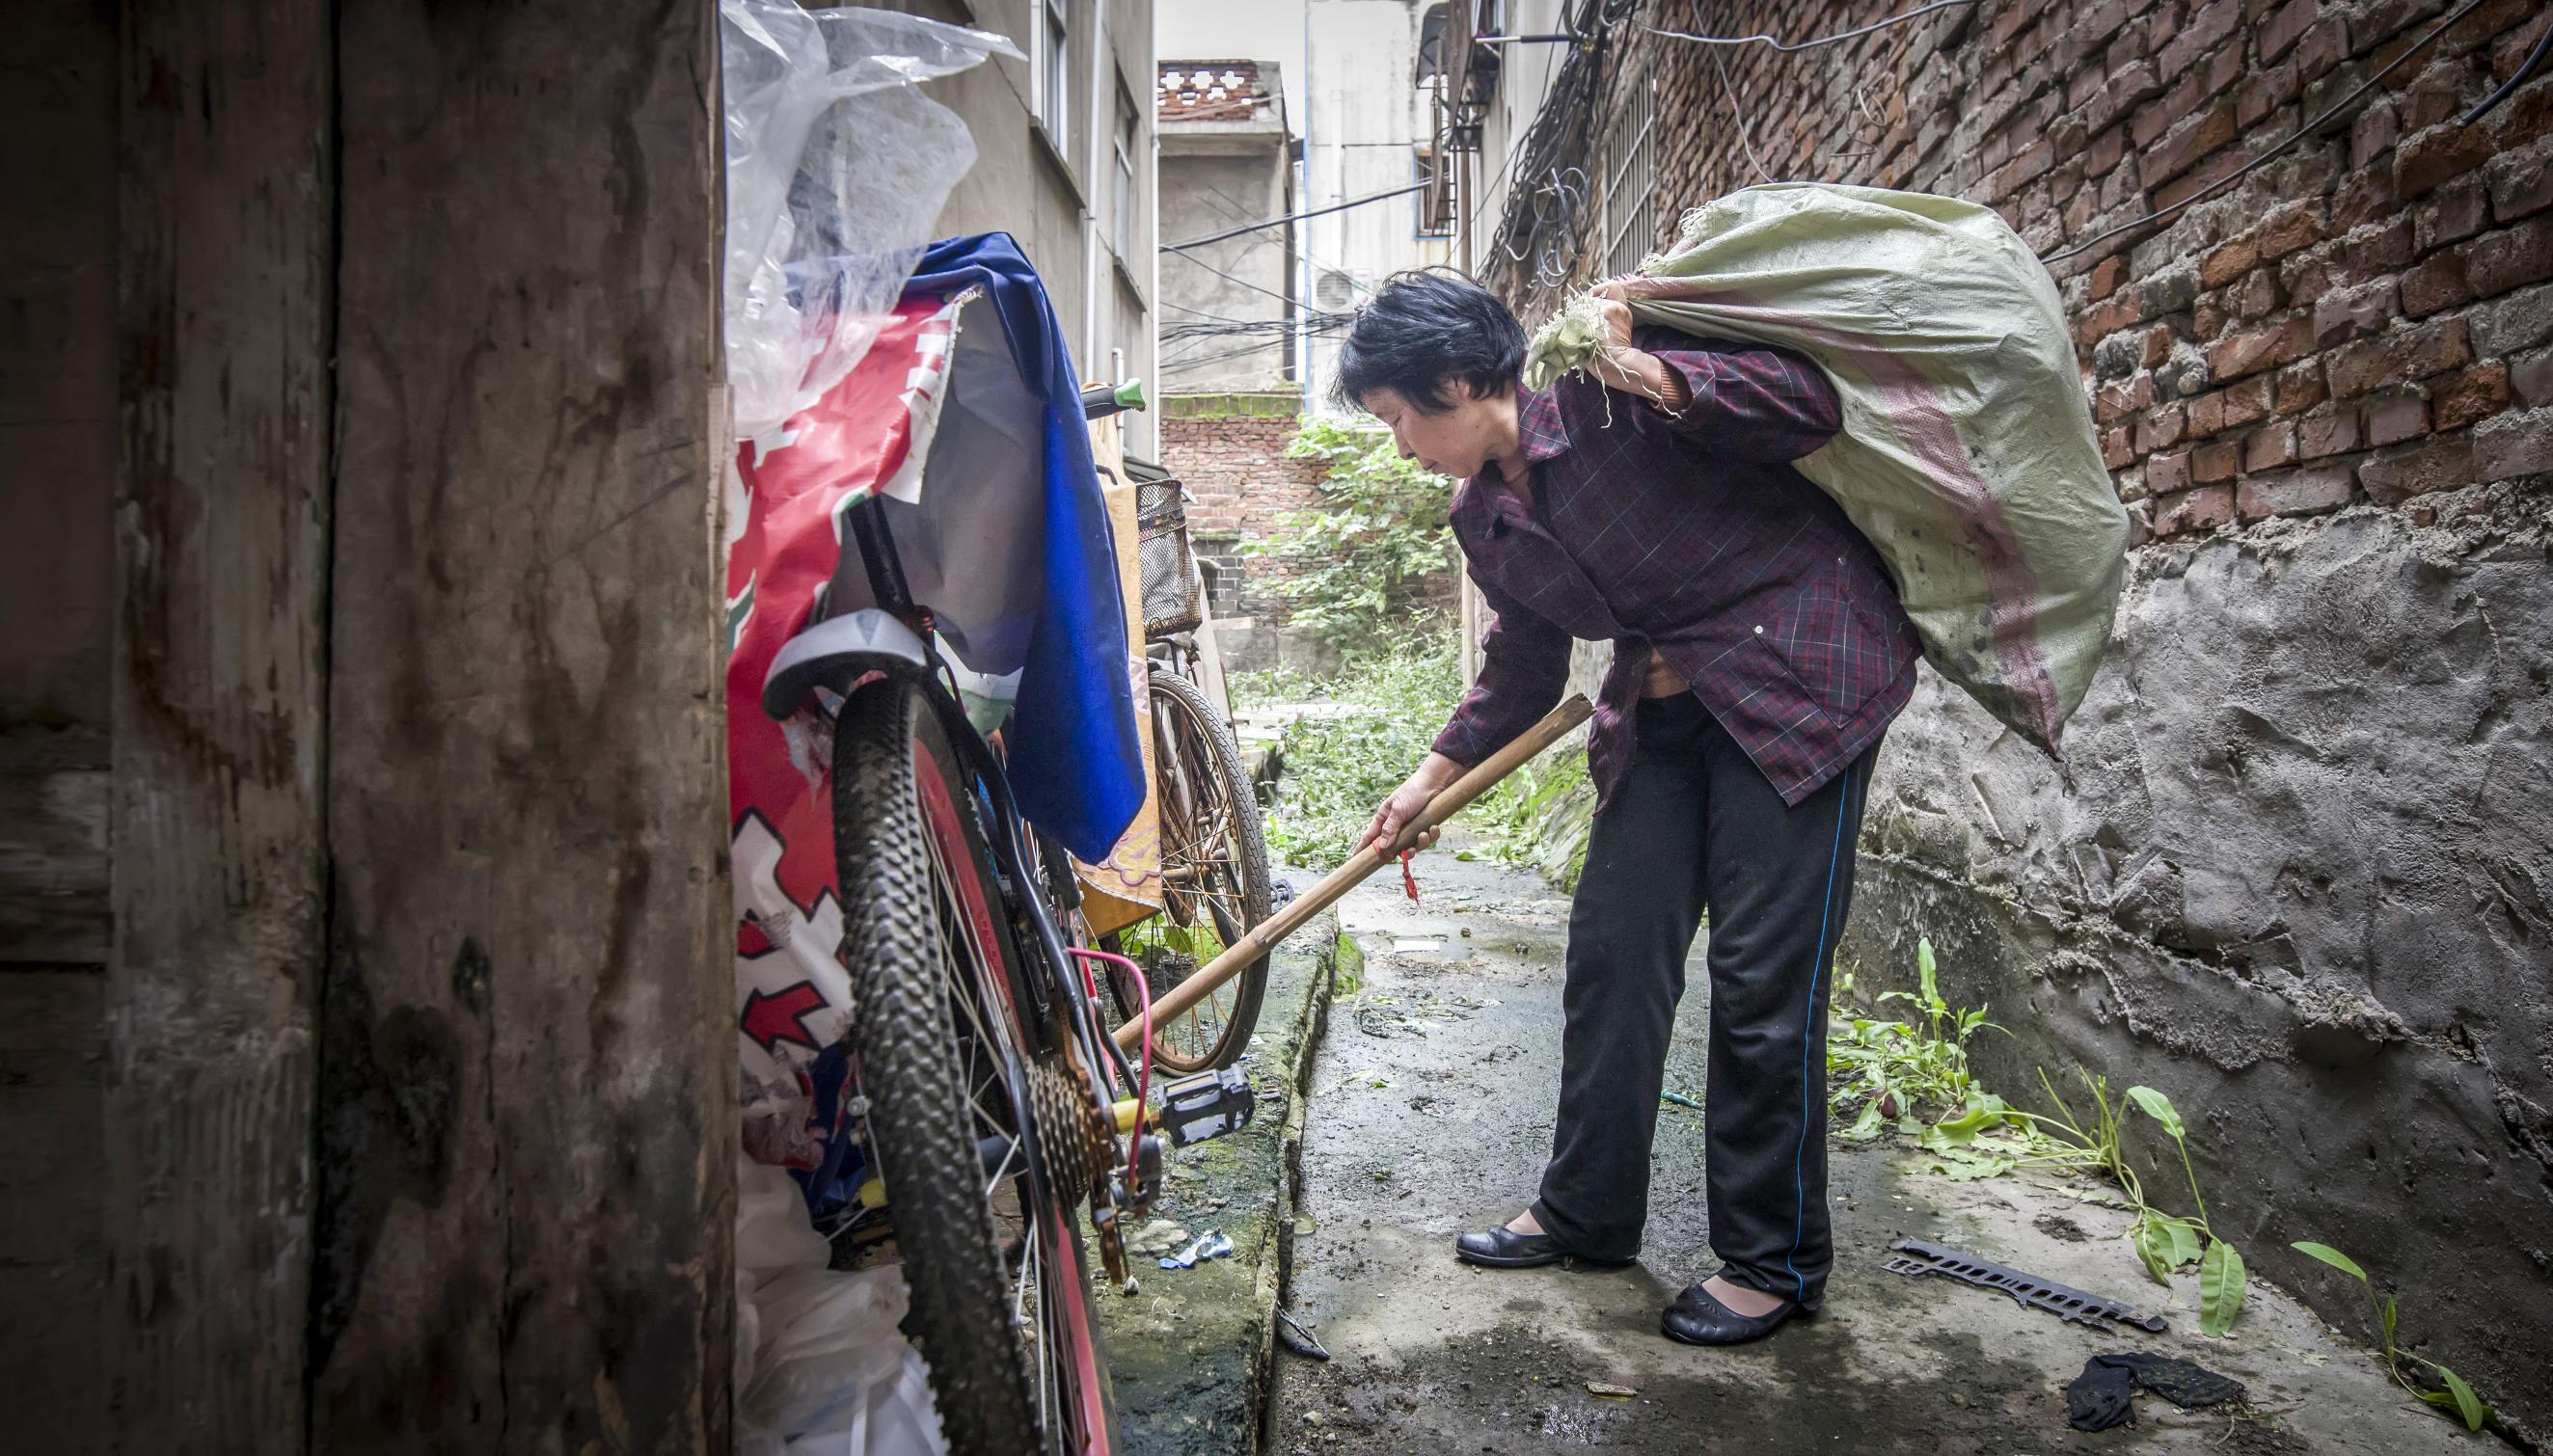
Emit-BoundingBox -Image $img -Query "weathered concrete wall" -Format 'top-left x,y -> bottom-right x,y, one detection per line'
916,0 -> 1161,456
1467,0 -> 2553,1430
1838,480 -> 2553,1430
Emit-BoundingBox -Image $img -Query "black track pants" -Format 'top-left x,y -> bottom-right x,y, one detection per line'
1529,693 -> 1878,1307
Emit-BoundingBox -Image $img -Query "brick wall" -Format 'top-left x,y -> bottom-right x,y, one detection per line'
1158,408 -> 1331,620
1480,2 -> 2553,1434
1498,0 -> 2552,539
1158,400 -> 1458,631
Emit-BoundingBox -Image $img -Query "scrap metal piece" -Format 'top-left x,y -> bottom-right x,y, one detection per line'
1883,1238 -> 2168,1334
1275,1307 -> 1331,1361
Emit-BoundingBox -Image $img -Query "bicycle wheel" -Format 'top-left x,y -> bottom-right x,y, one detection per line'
1113,663 -> 1272,1073
832,675 -> 1113,1455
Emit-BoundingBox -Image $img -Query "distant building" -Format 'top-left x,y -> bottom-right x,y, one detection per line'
919,0 -> 1162,455
1157,60 -> 1297,393
1156,1 -> 1455,412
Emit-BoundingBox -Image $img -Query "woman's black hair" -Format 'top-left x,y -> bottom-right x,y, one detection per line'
1332,268 -> 1527,414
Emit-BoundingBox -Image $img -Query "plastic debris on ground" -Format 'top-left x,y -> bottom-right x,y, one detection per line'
736,1155 -> 949,1455
1586,1382 -> 1639,1399
1158,1229 -> 1236,1270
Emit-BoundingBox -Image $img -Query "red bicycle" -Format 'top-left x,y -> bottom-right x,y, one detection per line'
759,384 -> 1254,1455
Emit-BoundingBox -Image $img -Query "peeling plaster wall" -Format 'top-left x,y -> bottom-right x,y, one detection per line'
1838,479 -> 2553,1433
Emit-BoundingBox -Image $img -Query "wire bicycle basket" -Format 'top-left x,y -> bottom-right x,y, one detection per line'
1136,478 -> 1205,638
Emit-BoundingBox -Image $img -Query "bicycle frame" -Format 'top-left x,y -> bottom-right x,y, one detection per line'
760,487 -> 1158,1453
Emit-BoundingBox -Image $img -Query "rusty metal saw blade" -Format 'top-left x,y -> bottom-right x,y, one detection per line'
1883,1238 -> 2168,1334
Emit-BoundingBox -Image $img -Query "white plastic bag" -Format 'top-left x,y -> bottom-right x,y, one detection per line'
720,0 -> 1020,440
735,1155 -> 949,1456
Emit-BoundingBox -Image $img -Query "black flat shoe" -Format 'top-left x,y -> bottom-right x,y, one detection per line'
1453,1226 -> 1637,1270
1455,1226 -> 1567,1267
1659,1281 -> 1812,1345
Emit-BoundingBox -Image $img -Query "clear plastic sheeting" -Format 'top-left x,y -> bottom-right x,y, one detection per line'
735,1156 -> 950,1456
720,0 -> 1019,442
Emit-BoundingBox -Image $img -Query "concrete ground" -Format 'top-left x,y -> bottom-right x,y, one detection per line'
1096,905 -> 1337,1456
1261,843 -> 2494,1456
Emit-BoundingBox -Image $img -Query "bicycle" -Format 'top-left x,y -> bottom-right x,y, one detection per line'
757,381 -> 1255,1456
1094,473 -> 1276,1073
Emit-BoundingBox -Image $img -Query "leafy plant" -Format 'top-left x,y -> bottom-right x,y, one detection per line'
2290,1242 -> 2494,1433
1249,643 -> 1465,868
2020,1075 -> 2249,1335
1826,938 -> 2023,1180
1239,418 -> 1455,651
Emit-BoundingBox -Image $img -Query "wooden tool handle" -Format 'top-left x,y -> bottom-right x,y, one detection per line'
1112,693 -> 1592,1052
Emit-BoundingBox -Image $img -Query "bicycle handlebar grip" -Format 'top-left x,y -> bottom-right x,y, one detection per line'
1079,378 -> 1147,419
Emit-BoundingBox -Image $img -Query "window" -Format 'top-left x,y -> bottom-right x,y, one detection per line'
1114,82 -> 1138,258
1038,0 -> 1070,151
1602,64 -> 1657,279
1414,148 -> 1453,238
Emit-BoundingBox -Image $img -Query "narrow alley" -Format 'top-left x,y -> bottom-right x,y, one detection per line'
1264,844 -> 2478,1455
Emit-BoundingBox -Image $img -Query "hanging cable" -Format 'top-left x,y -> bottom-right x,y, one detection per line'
1643,0 -> 1980,53
1160,180 -> 1430,251
2463,9 -> 2550,125
2041,0 -> 2491,263
1708,0 -> 1778,185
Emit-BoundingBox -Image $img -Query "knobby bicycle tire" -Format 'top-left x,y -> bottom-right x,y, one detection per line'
831,674 -> 1102,1455
1128,664 -> 1273,1072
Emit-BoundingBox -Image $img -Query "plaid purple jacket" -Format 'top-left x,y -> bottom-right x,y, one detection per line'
1432,329 -> 1920,810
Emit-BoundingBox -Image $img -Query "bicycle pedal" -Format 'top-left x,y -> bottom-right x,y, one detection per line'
1158,1066 -> 1256,1148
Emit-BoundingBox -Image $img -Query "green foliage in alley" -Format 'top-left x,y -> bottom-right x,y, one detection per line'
1239,418 -> 1455,652
1233,642 -> 1589,883
2290,1242 -> 2496,1433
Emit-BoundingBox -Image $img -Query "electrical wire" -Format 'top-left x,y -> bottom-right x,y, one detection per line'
1159,179 -> 1431,251
1643,0 -> 1980,53
1164,244 -> 1319,313
1709,0 -> 1778,185
1158,323 -> 1354,377
2463,7 -> 2551,125
1480,0 -> 1622,294
2041,0 -> 2492,263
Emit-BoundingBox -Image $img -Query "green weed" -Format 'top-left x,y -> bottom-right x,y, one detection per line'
1239,418 -> 1455,653
2016,1074 -> 2250,1336
1826,938 -> 2024,1181
2290,1242 -> 2495,1433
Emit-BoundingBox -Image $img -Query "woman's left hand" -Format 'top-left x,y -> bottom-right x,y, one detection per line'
1590,279 -> 1636,350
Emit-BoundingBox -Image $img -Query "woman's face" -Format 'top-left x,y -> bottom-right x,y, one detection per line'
1360,383 -> 1517,481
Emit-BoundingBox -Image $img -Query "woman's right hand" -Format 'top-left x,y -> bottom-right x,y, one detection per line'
1363,753 -> 1464,855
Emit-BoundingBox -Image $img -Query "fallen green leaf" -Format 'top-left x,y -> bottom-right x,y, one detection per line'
2435,1366 -> 2487,1432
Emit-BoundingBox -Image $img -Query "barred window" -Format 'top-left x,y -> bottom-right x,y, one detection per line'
1602,63 -> 1657,280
